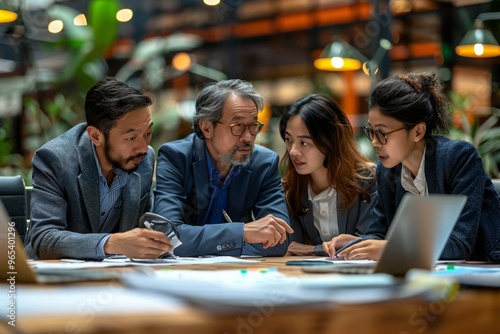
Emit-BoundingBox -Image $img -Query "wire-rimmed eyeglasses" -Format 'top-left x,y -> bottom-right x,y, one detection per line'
216,121 -> 264,136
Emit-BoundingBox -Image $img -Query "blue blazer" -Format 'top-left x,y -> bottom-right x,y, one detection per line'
290,176 -> 377,254
25,123 -> 155,260
364,136 -> 500,262
153,133 -> 290,257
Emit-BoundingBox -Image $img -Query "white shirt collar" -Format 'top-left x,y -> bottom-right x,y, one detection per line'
401,146 -> 428,196
307,184 -> 339,242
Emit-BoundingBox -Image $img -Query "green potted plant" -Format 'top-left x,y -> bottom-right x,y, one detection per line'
447,91 -> 500,179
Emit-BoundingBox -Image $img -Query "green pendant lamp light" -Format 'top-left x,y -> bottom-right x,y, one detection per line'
314,36 -> 369,71
456,12 -> 500,58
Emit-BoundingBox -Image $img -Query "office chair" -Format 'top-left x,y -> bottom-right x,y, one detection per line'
0,175 -> 28,242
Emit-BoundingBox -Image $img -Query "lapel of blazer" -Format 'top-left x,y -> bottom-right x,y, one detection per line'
302,197 -> 320,244
120,172 -> 141,231
192,137 -> 211,225
228,166 -> 251,219
336,193 -> 348,234
392,165 -> 407,209
77,132 -> 101,233
424,137 -> 438,194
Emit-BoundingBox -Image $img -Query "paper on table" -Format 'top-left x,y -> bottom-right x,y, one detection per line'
433,264 -> 500,287
0,285 -> 186,318
103,256 -> 260,266
300,257 -> 377,264
121,268 -> 403,313
30,256 -> 259,271
30,260 -> 135,270
153,268 -> 397,288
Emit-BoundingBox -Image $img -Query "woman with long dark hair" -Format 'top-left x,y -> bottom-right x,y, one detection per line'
279,94 -> 376,256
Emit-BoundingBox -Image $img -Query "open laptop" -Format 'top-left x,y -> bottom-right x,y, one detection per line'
303,194 -> 467,276
0,201 -> 121,283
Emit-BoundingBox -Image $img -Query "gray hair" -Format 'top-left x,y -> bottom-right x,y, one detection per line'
193,79 -> 265,139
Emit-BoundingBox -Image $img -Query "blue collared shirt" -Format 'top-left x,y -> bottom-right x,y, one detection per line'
202,148 -> 241,225
92,145 -> 128,258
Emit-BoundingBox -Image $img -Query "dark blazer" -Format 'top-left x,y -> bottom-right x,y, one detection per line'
25,123 -> 154,260
364,136 -> 500,262
153,133 -> 290,257
290,176 -> 377,254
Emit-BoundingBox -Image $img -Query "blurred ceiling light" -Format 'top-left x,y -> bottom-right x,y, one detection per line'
456,12 -> 500,58
0,9 -> 17,23
314,36 -> 368,71
203,0 -> 221,6
390,0 -> 412,14
73,13 -> 87,26
48,19 -> 64,33
172,52 -> 192,71
116,8 -> 133,22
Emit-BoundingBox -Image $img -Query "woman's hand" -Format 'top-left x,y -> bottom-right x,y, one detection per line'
322,234 -> 359,257
286,241 -> 315,256
335,239 -> 387,260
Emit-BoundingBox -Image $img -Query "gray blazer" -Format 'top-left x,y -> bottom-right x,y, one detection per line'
25,123 -> 154,260
290,176 -> 377,255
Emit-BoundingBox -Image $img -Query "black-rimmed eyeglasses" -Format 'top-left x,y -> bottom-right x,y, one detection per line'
217,121 -> 264,136
364,125 -> 411,145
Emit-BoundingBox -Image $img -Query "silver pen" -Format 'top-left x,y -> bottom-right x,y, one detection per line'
221,209 -> 233,223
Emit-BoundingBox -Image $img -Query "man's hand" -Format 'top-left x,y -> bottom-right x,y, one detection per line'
243,215 -> 294,248
104,228 -> 173,259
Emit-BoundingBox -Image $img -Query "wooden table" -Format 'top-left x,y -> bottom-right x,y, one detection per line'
3,257 -> 500,334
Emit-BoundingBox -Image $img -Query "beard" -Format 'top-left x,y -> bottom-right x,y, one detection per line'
220,141 -> 253,166
104,140 -> 146,173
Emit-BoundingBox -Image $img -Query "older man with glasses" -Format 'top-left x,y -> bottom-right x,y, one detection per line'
153,79 -> 293,257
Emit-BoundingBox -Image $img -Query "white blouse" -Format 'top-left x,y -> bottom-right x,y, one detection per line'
308,185 -> 339,242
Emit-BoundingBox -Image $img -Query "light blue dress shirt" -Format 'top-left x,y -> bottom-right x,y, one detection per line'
92,146 -> 128,258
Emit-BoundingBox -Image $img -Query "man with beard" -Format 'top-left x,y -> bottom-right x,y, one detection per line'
25,77 -> 172,260
153,79 -> 293,257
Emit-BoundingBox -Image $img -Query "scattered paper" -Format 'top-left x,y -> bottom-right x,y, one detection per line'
104,256 -> 260,266
121,268 -> 408,313
0,285 -> 186,318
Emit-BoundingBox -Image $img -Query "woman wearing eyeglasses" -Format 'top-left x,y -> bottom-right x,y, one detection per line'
323,72 -> 500,263
279,94 -> 377,256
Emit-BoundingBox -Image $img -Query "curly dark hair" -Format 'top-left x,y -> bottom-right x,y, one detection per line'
368,72 -> 450,136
